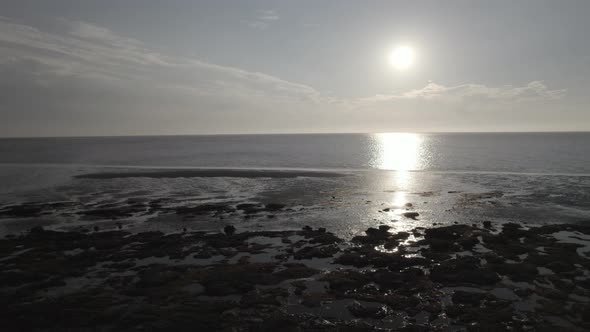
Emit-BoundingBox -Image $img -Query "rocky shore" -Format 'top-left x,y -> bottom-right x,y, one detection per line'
1,221 -> 590,331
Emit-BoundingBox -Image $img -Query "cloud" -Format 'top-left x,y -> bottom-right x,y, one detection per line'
0,17 -> 315,97
0,17 -> 572,136
0,17 -> 326,135
247,9 -> 280,29
363,81 -> 565,104
68,20 -> 133,43
258,10 -> 280,21
401,81 -> 565,101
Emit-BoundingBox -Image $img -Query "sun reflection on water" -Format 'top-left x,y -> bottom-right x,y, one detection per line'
372,132 -> 423,171
392,191 -> 407,207
369,133 -> 427,227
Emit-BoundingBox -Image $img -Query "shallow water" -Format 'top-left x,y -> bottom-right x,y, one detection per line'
0,133 -> 589,236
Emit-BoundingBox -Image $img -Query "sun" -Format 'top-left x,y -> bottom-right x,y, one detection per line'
389,46 -> 415,70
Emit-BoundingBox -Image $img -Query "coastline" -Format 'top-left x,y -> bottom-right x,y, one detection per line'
2,165 -> 590,237
75,169 -> 347,179
1,221 -> 589,330
1,159 -> 590,330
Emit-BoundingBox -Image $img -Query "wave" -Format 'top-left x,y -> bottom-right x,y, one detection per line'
2,162 -> 590,178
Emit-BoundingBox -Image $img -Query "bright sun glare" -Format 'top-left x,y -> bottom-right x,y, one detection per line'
389,46 -> 415,70
375,132 -> 421,171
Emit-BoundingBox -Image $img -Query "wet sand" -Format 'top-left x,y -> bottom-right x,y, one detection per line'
2,166 -> 590,239
75,168 -> 346,179
1,221 -> 590,331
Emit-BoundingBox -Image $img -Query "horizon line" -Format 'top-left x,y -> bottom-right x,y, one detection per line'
1,129 -> 589,139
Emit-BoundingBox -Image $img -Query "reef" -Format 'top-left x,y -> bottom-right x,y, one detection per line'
1,222 -> 590,331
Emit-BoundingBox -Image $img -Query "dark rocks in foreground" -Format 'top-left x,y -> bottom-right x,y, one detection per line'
1,222 -> 590,331
223,225 -> 236,236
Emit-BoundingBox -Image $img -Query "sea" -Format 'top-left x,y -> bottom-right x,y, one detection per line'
1,132 -> 589,237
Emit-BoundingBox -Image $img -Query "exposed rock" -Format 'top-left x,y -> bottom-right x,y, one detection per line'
293,245 -> 339,259
452,290 -> 489,306
265,203 -> 285,211
0,204 -> 43,217
224,225 -> 236,236
365,227 -> 390,238
176,203 -> 235,215
240,287 -> 288,306
290,280 -> 307,295
347,301 -> 389,318
30,225 -> 45,234
489,262 -> 538,282
430,257 -> 500,285
1,223 -> 590,331
80,205 -> 146,219
301,292 -> 335,307
403,212 -> 420,219
137,267 -> 181,287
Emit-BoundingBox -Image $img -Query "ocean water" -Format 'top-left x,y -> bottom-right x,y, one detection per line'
1,133 -> 589,173
0,133 -> 589,237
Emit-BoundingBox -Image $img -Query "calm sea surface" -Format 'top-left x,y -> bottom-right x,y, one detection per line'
0,133 -> 589,236
0,133 -> 589,174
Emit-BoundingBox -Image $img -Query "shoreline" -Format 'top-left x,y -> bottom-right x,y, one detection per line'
75,169 -> 347,179
1,222 -> 589,330
3,163 -> 590,178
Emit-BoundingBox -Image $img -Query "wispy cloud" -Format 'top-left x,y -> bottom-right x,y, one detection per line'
0,17 -> 569,136
247,9 -> 279,29
0,17 -> 324,135
363,81 -> 565,104
258,10 -> 279,21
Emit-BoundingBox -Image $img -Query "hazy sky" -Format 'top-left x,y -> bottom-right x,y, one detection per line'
1,0 -> 589,136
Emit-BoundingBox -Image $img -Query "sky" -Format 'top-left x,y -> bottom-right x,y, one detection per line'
0,0 -> 589,137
